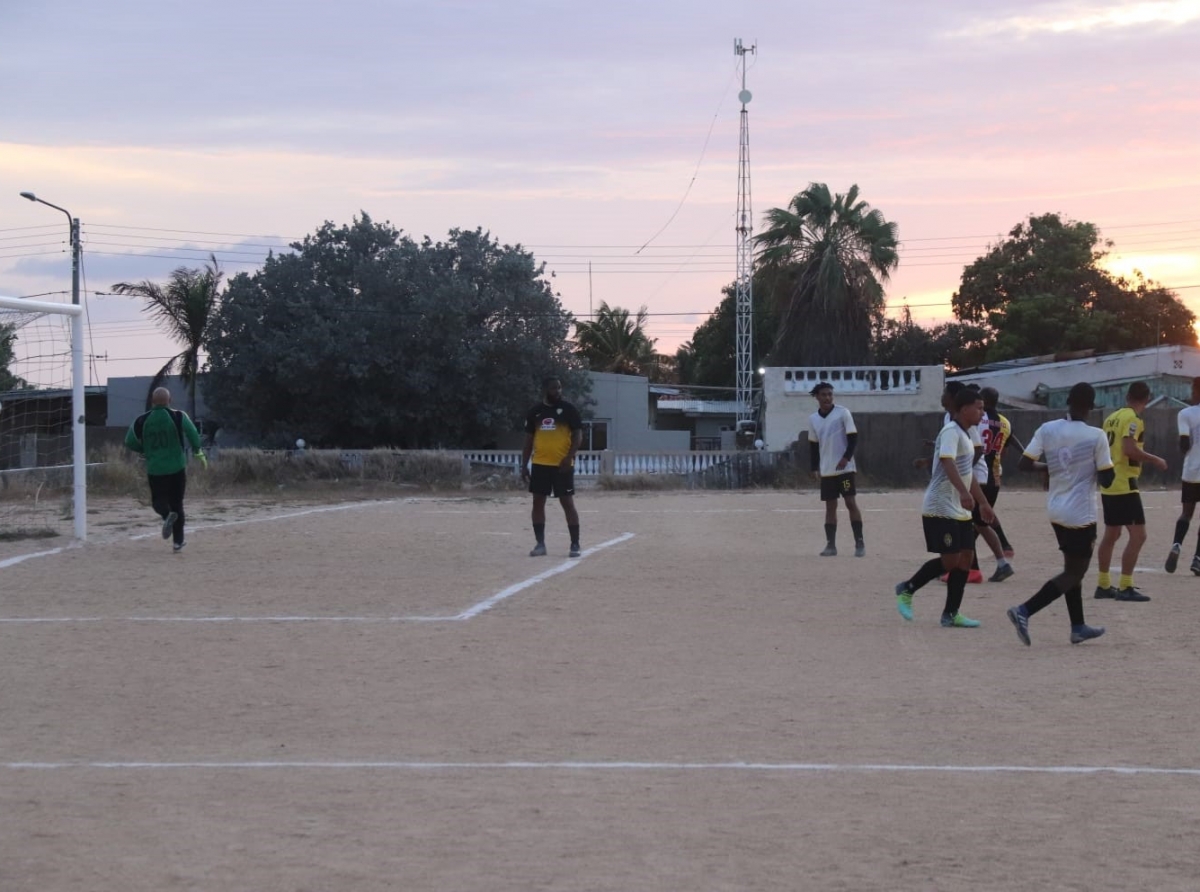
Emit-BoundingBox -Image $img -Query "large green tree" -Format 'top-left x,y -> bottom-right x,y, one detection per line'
755,183 -> 898,366
952,213 -> 1196,362
0,324 -> 26,391
675,283 -> 779,387
574,301 -> 658,377
112,254 -> 223,417
203,215 -> 586,448
871,308 -> 990,370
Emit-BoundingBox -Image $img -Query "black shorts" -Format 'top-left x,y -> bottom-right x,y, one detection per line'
1052,523 -> 1096,557
922,516 -> 975,554
1101,493 -> 1145,527
529,463 -> 575,498
971,483 -> 997,526
819,473 -> 856,501
981,482 -> 1000,508
1183,482 -> 1200,505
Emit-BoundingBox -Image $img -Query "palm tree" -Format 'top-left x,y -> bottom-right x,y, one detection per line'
112,254 -> 223,418
574,301 -> 660,378
755,183 -> 898,366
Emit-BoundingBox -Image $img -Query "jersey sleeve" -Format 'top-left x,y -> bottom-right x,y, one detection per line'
1094,429 -> 1114,470
523,407 -> 538,435
841,408 -> 857,435
936,427 -> 960,460
564,403 -> 583,431
1023,424 -> 1044,461
1180,410 -> 1192,438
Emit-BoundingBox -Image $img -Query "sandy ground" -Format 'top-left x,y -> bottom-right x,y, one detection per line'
2,487 -> 1199,891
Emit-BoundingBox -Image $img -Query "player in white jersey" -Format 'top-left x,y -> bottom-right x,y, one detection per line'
1166,377 -> 1200,575
1006,383 -> 1113,646
807,382 -> 865,557
894,388 -> 994,628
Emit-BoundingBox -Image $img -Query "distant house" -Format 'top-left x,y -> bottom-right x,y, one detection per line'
951,345 -> 1200,410
758,365 -> 945,452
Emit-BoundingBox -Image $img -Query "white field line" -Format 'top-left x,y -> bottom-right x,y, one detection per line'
5,760 -> 1200,777
0,532 -> 636,625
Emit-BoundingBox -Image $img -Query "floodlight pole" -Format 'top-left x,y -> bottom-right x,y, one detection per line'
19,191 -> 86,539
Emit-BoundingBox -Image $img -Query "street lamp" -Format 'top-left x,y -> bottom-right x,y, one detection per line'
18,191 -> 86,539
19,191 -> 80,306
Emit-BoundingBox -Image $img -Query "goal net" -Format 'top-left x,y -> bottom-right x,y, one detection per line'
0,295 -> 86,542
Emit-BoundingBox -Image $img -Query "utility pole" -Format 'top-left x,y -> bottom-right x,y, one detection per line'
733,39 -> 756,422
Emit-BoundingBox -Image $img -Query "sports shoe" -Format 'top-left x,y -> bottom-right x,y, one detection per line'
568,542 -> 581,558
941,612 -> 981,628
854,540 -> 866,558
529,542 -> 547,557
173,540 -> 186,553
1115,586 -> 1150,602
989,563 -> 1015,583
820,543 -> 837,556
967,569 -> 984,585
1002,546 -> 1015,559
1166,543 -> 1181,574
895,582 -> 914,621
1191,556 -> 1200,577
161,511 -> 177,540
1070,623 -> 1106,644
1093,585 -> 1116,599
1007,605 -> 1031,646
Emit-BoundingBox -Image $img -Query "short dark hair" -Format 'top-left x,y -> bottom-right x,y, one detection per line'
944,381 -> 966,398
1067,382 -> 1095,410
979,386 -> 999,405
810,381 -> 833,396
953,388 -> 981,411
1127,381 -> 1151,402
542,376 -> 561,390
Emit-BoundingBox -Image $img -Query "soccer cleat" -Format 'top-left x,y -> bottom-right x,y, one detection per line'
1093,585 -> 1116,599
1115,586 -> 1151,602
1191,556 -> 1200,577
1070,623 -> 1106,644
854,540 -> 866,558
895,582 -> 914,621
173,540 -> 186,553
1166,543 -> 1181,574
941,612 -> 981,628
1007,605 -> 1031,646
1002,546 -> 1015,559
820,543 -> 837,556
967,569 -> 984,585
161,511 -> 177,540
568,542 -> 581,558
989,563 -> 1015,583
529,542 -> 547,557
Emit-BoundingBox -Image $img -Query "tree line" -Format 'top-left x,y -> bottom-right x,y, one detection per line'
4,185 -> 1189,448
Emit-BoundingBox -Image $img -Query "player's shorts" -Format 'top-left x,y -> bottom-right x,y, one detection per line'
1101,492 -> 1145,527
972,484 -> 999,526
528,463 -> 575,498
819,472 -> 856,501
922,516 -> 975,554
1182,481 -> 1200,504
981,482 -> 1000,508
1052,523 -> 1096,557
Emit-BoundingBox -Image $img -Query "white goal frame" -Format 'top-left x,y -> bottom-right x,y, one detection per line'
0,294 -> 87,540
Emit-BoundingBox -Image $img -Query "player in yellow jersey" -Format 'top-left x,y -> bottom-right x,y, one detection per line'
1096,381 -> 1167,601
521,376 -> 584,558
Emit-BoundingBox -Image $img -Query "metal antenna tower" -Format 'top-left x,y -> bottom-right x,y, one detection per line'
733,38 -> 756,422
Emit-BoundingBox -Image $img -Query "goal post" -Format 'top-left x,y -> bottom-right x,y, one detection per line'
0,294 -> 87,541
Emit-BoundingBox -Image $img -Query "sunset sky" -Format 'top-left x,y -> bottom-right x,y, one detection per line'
2,0 -> 1198,385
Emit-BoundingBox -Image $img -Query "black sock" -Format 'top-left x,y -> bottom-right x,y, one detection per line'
943,569 -> 968,617
993,520 -> 1011,551
1064,584 -> 1085,627
851,520 -> 863,543
909,558 -> 945,593
1174,518 -> 1190,547
533,523 -> 545,544
1023,579 -> 1063,617
824,523 -> 836,545
568,524 -> 580,546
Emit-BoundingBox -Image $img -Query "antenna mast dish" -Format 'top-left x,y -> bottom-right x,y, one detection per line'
733,38 -> 756,423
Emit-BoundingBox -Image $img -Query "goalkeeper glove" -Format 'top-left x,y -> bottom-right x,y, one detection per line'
196,452 -> 208,469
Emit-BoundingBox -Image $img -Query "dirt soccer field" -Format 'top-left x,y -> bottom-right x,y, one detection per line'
2,487 -> 1198,891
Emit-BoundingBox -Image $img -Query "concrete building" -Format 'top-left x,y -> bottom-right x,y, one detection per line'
758,365 -> 945,451
583,372 -> 689,452
951,345 -> 1200,410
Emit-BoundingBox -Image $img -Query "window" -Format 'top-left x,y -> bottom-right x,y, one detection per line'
581,420 -> 609,450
